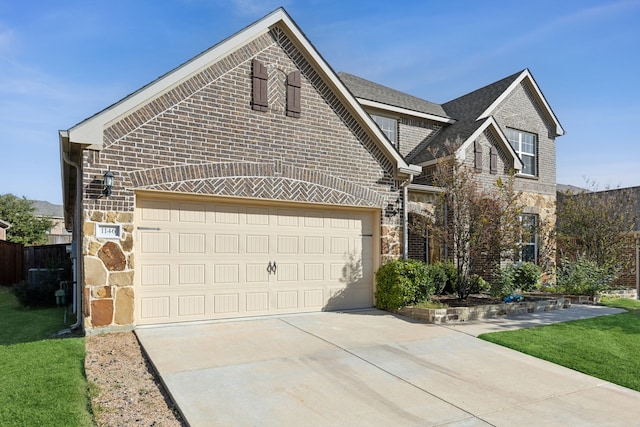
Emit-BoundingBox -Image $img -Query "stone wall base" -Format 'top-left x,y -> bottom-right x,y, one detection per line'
398,297 -> 570,324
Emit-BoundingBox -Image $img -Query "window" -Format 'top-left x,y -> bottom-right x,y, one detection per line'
506,128 -> 536,176
371,115 -> 397,146
520,214 -> 538,264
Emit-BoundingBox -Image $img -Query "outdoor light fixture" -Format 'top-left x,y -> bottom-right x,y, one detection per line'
103,169 -> 114,197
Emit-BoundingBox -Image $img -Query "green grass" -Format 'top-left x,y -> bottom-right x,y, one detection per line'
479,297 -> 640,392
0,287 -> 93,426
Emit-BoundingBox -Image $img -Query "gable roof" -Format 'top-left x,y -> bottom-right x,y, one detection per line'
59,8 -> 422,222
0,219 -> 10,229
409,69 -> 563,165
338,72 -> 453,124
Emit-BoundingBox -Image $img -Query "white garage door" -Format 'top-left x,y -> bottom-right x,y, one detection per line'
135,195 -> 376,325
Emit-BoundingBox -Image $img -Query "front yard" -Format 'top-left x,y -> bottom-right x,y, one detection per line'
0,287 -> 93,426
479,297 -> 640,392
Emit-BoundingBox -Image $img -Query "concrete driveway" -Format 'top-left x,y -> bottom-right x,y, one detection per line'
136,309 -> 639,426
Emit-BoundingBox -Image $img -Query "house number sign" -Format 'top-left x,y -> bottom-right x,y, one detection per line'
96,223 -> 122,239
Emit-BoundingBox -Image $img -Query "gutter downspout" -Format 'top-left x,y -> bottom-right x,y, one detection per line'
401,177 -> 413,260
62,150 -> 83,331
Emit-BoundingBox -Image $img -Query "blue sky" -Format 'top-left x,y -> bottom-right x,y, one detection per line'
1,0 -> 639,204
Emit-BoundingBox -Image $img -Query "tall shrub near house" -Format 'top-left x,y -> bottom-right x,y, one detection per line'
424,141 -> 526,300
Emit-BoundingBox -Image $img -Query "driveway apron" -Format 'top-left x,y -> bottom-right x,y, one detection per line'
136,309 -> 640,426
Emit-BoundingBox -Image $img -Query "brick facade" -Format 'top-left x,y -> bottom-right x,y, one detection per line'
78,26 -> 404,331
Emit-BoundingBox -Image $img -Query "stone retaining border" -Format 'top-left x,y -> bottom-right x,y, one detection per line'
398,297 -> 571,324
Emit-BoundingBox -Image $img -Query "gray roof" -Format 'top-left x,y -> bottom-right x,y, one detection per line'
409,70 -> 524,164
337,72 -> 449,119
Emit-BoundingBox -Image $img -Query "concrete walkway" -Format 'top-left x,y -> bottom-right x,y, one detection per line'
136,305 -> 638,426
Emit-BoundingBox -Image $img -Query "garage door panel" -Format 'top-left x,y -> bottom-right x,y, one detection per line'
141,265 -> 170,287
178,264 -> 206,285
214,205 -> 240,224
140,232 -> 170,253
178,203 -> 206,223
215,234 -> 239,253
246,207 -> 269,225
213,264 -> 240,284
246,264 -> 269,283
214,294 -> 240,314
277,291 -> 298,309
141,296 -> 171,319
277,236 -> 299,254
136,196 -> 375,325
246,235 -> 269,253
140,200 -> 171,221
277,209 -> 299,226
179,233 -> 206,253
303,263 -> 324,280
178,295 -> 206,317
275,263 -> 298,282
246,292 -> 269,311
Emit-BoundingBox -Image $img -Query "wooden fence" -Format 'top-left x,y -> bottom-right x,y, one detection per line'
0,241 -> 71,286
0,241 -> 24,286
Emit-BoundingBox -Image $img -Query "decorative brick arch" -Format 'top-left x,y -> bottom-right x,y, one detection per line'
128,161 -> 386,207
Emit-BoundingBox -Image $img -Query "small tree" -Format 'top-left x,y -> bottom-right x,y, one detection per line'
0,194 -> 53,245
557,182 -> 637,283
415,140 -> 526,300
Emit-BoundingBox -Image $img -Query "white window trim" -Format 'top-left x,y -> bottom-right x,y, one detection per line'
507,128 -> 537,177
371,114 -> 398,147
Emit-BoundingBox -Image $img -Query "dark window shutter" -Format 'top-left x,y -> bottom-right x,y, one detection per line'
252,59 -> 268,112
474,141 -> 483,171
490,146 -> 498,174
286,70 -> 301,118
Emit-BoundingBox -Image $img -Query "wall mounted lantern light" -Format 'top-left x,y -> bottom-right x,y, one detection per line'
103,169 -> 114,197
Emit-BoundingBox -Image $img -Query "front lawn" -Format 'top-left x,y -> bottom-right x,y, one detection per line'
0,287 -> 93,426
479,297 -> 640,392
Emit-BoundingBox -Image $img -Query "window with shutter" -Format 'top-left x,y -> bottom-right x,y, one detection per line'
252,59 -> 268,112
286,70 -> 301,118
474,141 -> 483,171
490,146 -> 498,174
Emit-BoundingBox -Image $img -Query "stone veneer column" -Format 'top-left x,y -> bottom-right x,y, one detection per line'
82,210 -> 135,331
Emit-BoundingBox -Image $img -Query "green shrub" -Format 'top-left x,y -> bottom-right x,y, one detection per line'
375,259 -> 435,310
12,269 -> 64,308
491,262 -> 541,299
469,274 -> 491,294
557,258 -> 614,296
431,261 -> 457,295
512,262 -> 541,291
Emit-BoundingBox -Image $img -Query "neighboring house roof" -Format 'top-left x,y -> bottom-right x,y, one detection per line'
338,72 -> 452,123
0,219 -> 10,229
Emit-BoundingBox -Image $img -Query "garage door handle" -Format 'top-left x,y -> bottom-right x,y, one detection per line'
267,261 -> 277,274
